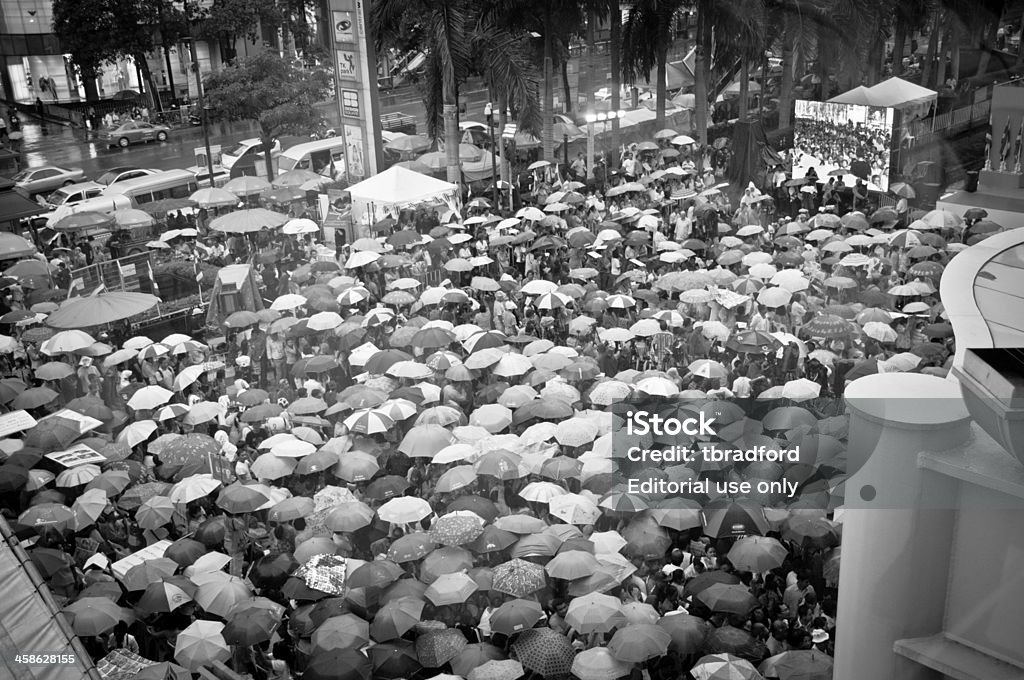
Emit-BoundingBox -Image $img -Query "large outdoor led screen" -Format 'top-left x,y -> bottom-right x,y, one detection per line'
793,100 -> 896,192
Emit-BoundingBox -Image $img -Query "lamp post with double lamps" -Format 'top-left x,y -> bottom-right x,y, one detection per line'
484,103 -> 499,209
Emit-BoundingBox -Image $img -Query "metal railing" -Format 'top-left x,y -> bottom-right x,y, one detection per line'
69,253 -> 153,295
907,100 -> 991,146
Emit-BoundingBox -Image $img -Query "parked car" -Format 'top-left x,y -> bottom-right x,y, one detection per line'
43,181 -> 106,210
221,138 -> 282,171
96,166 -> 159,186
97,121 -> 171,148
11,165 -> 87,197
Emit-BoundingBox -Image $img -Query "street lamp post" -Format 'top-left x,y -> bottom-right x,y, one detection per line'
585,112 -> 600,180
186,37 -> 215,188
484,103 -> 499,209
563,133 -> 570,171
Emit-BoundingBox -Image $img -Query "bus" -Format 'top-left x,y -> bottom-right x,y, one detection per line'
101,169 -> 198,206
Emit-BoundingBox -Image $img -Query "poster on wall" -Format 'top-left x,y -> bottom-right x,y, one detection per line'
333,11 -> 354,43
337,51 -> 357,79
342,90 -> 360,118
345,125 -> 365,178
793,100 -> 895,192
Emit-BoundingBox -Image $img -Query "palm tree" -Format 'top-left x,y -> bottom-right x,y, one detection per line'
622,0 -> 686,128
372,0 -> 471,184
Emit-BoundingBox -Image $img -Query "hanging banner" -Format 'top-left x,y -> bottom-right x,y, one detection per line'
344,125 -> 366,178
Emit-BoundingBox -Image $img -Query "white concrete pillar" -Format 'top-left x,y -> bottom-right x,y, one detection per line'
834,373 -> 971,680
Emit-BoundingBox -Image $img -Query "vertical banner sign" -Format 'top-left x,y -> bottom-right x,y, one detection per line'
344,125 -> 366,177
329,0 -> 384,181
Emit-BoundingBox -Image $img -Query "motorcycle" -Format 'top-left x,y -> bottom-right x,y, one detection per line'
310,121 -> 337,140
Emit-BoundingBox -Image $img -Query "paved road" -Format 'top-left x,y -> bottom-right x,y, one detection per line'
12,119 -> 308,181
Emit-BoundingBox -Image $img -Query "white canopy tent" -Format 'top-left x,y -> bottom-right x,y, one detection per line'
829,77 -> 937,119
346,165 -> 461,235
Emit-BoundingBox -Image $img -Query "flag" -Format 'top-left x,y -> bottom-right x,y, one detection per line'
66,277 -> 84,299
148,262 -> 159,296
328,156 -> 338,179
90,284 -> 106,296
195,270 -> 204,282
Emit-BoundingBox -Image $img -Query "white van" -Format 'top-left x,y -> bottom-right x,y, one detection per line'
42,181 -> 106,210
277,138 -> 347,177
44,193 -> 134,226
101,169 -> 198,206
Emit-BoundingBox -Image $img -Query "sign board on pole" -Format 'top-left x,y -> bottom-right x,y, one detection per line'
329,0 -> 384,182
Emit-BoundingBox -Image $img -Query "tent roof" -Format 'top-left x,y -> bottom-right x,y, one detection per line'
347,165 -> 458,206
829,78 -> 937,108
867,77 -> 937,107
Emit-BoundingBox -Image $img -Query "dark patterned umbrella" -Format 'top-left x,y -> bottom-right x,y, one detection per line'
492,558 -> 547,598
511,628 -> 575,677
416,628 -> 468,668
802,314 -> 852,339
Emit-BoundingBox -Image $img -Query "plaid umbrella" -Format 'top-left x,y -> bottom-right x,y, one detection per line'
416,629 -> 468,667
511,628 -> 575,677
492,558 -> 547,597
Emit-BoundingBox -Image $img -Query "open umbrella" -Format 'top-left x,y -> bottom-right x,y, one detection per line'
46,293 -> 160,329
608,623 -> 673,662
692,653 -> 763,680
511,628 -> 575,678
175,620 -> 230,672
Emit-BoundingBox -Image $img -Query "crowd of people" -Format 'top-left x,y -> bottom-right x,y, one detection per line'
0,121 -> 971,680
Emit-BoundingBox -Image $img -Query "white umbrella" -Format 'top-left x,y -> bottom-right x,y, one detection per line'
270,294 -> 307,311
127,385 -> 173,410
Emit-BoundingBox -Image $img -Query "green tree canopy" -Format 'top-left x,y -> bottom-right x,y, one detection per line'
203,51 -> 332,179
53,0 -> 185,102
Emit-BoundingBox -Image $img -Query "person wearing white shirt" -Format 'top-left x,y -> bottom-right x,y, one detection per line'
731,372 -> 752,398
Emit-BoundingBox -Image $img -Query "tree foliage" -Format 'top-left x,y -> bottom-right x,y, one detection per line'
53,0 -> 183,100
204,51 -> 332,178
